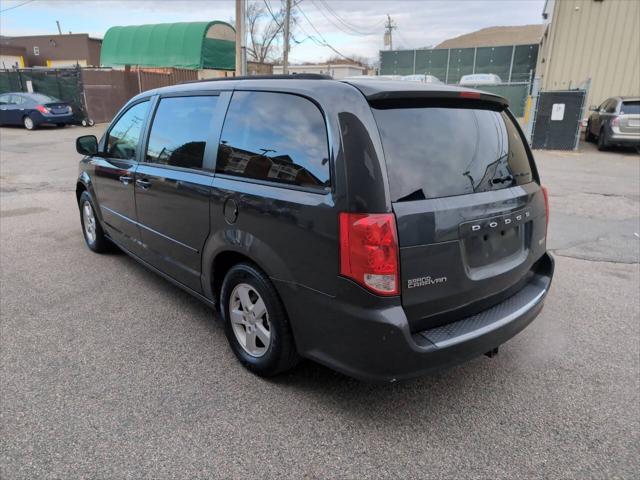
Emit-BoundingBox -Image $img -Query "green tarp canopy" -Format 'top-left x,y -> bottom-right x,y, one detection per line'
101,21 -> 235,70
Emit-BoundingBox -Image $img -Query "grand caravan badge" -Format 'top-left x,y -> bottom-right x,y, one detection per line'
407,275 -> 447,289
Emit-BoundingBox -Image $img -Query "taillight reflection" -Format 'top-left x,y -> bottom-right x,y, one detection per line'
541,185 -> 550,227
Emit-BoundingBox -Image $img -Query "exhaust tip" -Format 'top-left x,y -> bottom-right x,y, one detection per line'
484,347 -> 499,358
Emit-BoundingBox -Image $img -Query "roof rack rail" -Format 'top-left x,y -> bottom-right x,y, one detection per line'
180,73 -> 332,85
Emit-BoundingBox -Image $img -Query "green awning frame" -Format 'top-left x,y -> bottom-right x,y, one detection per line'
100,21 -> 236,70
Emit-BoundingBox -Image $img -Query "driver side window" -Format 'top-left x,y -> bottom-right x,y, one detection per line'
106,101 -> 150,160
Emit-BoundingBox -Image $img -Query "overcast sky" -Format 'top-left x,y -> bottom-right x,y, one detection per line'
0,0 -> 545,63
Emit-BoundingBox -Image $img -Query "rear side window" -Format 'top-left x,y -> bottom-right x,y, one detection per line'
106,101 -> 149,160
216,91 -> 330,189
373,107 -> 533,202
9,95 -> 25,105
146,96 -> 218,170
621,101 -> 640,115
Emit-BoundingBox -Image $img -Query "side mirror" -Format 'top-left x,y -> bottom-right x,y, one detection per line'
76,135 -> 98,156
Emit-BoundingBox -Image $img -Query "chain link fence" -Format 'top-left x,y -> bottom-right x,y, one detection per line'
0,68 -> 87,123
0,67 -> 198,125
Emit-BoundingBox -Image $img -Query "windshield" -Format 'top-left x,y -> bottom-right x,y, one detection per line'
373,107 -> 534,202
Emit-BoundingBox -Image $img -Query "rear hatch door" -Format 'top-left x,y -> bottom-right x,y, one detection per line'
619,100 -> 640,133
371,97 -> 548,332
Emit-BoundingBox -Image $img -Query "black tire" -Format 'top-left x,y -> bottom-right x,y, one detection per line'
56,124 -> 65,128
585,122 -> 595,142
597,128 -> 609,151
23,115 -> 36,130
78,190 -> 109,253
220,262 -> 300,377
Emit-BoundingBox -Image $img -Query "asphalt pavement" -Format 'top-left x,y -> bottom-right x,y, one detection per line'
1,124 -> 638,479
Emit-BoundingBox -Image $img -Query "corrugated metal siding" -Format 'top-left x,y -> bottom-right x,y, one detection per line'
541,0 -> 640,108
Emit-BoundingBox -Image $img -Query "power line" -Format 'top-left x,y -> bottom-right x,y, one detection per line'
318,0 -> 385,33
263,0 -> 283,28
0,0 -> 35,14
310,0 -> 381,37
396,29 -> 411,49
295,3 -> 358,62
263,0 -> 359,63
263,0 -> 308,46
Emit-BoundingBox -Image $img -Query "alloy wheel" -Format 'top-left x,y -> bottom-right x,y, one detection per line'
82,201 -> 97,244
229,283 -> 271,357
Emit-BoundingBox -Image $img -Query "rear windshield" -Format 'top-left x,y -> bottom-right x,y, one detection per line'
28,93 -> 61,103
373,107 -> 533,202
621,101 -> 640,115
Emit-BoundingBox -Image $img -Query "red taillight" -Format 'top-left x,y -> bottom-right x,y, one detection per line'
541,185 -> 550,227
460,91 -> 481,99
35,105 -> 49,114
611,116 -> 620,127
339,212 -> 399,296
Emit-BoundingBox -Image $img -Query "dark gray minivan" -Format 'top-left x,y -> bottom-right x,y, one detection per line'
75,75 -> 553,382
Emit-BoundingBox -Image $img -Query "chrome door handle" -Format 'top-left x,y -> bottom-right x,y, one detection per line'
119,175 -> 133,185
136,178 -> 151,189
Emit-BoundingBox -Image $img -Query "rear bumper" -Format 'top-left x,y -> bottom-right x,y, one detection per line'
276,252 -> 554,382
33,112 -> 74,125
609,132 -> 640,145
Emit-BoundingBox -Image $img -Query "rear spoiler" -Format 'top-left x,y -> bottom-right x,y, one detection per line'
364,89 -> 509,110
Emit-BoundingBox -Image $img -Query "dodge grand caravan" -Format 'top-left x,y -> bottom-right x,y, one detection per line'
75,75 -> 554,382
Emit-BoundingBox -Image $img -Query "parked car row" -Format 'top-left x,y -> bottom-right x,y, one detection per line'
0,92 -> 75,129
347,73 -> 504,86
75,75 -> 553,381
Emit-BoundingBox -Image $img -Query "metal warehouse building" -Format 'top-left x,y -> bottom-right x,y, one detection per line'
536,0 -> 640,109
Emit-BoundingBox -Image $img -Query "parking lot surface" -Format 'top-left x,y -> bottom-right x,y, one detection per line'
1,124 -> 639,478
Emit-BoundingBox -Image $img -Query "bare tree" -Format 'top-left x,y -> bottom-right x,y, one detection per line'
247,2 -> 284,64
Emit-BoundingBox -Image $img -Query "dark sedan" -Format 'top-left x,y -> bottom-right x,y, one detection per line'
0,92 -> 74,130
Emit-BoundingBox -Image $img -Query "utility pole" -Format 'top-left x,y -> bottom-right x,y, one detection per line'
235,0 -> 247,76
282,0 -> 292,74
383,14 -> 396,51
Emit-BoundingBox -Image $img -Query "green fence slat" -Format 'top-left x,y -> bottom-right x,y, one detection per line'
380,44 -> 538,84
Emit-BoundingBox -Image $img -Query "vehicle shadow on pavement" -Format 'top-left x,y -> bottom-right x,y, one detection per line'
105,244 -> 507,413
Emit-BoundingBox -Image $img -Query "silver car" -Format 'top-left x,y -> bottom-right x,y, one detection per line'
585,96 -> 640,150
401,74 -> 443,84
459,74 -> 502,86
